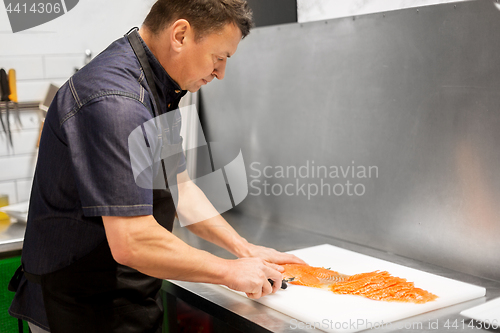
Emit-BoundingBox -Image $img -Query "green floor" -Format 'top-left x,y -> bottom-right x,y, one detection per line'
0,256 -> 29,333
1,258 -> 182,333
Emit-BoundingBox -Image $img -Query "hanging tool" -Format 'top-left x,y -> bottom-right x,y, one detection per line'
8,69 -> 21,128
0,89 -> 6,142
0,68 -> 13,147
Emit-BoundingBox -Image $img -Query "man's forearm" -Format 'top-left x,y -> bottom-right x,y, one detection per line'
103,215 -> 230,282
102,214 -> 286,298
176,173 -> 251,257
185,214 -> 252,258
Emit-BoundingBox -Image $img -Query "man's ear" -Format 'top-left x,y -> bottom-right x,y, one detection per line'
170,19 -> 191,53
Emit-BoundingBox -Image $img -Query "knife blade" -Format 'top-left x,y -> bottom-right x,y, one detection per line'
5,103 -> 12,147
0,106 -> 6,142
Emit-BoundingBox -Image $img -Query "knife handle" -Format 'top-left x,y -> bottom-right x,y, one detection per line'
8,69 -> 17,103
268,279 -> 288,290
0,68 -> 10,101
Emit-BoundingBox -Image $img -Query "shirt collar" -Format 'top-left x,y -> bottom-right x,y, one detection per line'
137,33 -> 187,100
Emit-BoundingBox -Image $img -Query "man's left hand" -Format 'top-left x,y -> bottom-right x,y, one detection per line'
243,243 -> 306,268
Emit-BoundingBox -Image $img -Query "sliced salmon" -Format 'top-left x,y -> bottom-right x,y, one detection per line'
282,264 -> 437,304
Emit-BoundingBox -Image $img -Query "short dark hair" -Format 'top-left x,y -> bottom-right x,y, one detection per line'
143,0 -> 253,40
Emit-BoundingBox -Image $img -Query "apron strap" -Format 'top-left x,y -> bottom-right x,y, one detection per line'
8,265 -> 35,333
126,28 -> 161,118
126,28 -> 175,143
23,270 -> 42,284
8,265 -> 24,292
126,27 -> 176,191
8,264 -> 43,287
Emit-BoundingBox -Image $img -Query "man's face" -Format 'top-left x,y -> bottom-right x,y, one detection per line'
180,23 -> 242,92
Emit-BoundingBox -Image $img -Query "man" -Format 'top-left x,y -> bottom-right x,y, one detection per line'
9,1 -> 304,332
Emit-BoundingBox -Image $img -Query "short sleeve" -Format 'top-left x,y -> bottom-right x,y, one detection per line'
62,95 -> 154,217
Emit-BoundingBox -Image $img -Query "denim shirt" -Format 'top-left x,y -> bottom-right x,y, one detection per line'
10,32 -> 187,329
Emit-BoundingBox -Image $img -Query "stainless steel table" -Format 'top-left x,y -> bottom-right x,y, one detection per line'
0,221 -> 24,254
2,214 -> 499,332
164,211 -> 500,333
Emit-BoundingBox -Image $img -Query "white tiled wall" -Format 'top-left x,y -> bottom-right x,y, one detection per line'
0,56 -> 44,80
16,179 -> 34,203
297,0 -> 474,22
0,109 -> 39,204
14,80 -> 67,103
0,135 -> 10,157
0,51 -> 66,204
0,181 -> 17,207
1,0 -> 155,56
0,108 -> 71,207
1,0 -> 156,102
45,55 -> 87,79
0,0 -> 156,205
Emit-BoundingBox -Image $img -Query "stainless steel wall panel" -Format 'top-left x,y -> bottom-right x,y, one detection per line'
199,0 -> 500,281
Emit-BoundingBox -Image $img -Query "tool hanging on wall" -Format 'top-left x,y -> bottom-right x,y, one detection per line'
0,68 -> 13,148
8,69 -> 21,128
0,68 -> 21,148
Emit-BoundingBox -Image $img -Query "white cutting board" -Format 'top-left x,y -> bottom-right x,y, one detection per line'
226,244 -> 486,333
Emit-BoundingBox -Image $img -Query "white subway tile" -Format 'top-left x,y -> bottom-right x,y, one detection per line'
0,181 -> 17,205
16,179 -> 33,203
0,132 -> 12,157
12,129 -> 40,155
0,154 -> 37,182
4,108 -> 24,133
16,80 -> 65,103
45,55 -> 83,79
7,109 -> 42,131
0,56 -> 44,80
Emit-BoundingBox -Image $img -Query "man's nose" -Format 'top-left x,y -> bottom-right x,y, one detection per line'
213,61 -> 226,80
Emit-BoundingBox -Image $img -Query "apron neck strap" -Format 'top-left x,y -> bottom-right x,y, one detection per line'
126,28 -> 176,144
126,28 -> 161,119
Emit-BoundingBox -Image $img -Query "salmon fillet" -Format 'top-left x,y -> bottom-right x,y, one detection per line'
282,264 -> 437,304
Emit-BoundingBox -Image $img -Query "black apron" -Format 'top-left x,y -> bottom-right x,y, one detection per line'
9,28 -> 182,333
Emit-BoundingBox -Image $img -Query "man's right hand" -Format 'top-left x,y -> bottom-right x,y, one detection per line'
224,258 -> 283,299
103,215 -> 283,299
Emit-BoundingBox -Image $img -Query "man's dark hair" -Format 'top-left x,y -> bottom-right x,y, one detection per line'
143,0 -> 253,40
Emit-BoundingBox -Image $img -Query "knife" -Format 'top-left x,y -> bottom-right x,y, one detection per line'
268,279 -> 288,290
0,98 -> 6,143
